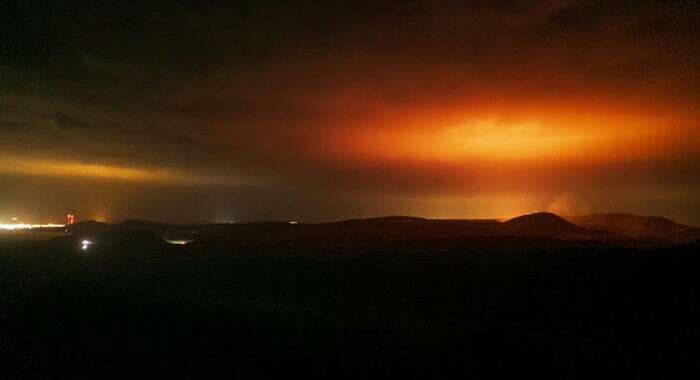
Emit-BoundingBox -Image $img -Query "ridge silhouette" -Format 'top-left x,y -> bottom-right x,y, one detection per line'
60,212 -> 700,257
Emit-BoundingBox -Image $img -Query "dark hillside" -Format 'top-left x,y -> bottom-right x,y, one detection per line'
2,228 -> 700,377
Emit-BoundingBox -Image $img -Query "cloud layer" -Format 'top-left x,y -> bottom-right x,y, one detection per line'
1,0 -> 699,223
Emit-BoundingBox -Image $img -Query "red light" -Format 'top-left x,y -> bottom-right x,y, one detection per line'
65,214 -> 76,225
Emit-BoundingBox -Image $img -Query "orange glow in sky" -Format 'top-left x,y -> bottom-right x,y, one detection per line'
325,101 -> 686,164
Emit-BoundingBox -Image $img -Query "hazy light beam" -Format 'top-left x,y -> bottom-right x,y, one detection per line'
0,155 -> 251,186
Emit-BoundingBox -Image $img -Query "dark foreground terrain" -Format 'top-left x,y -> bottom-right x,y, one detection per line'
2,215 -> 700,378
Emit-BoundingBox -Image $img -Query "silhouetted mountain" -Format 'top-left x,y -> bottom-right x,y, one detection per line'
114,219 -> 166,231
53,212 -> 698,258
331,216 -> 428,225
179,212 -> 633,256
566,213 -> 700,244
65,229 -> 172,259
4,219 -> 700,378
504,212 -> 598,239
65,220 -> 110,234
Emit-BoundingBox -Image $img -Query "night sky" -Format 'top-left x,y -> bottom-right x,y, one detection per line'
1,0 -> 699,224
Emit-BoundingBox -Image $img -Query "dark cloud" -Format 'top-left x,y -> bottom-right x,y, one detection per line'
53,111 -> 93,130
0,120 -> 30,130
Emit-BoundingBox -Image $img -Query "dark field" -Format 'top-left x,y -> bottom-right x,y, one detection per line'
2,231 -> 700,378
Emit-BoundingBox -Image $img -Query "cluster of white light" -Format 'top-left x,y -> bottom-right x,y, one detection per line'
81,239 -> 93,250
0,223 -> 65,230
162,237 -> 194,245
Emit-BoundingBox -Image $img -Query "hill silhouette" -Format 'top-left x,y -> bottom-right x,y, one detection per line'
3,211 -> 700,377
504,212 -> 596,239
566,213 -> 700,243
54,212 -> 699,259
65,220 -> 110,234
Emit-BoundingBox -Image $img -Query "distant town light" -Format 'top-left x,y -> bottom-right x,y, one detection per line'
163,237 -> 194,245
289,221 -> 299,224
81,239 -> 93,250
0,223 -> 66,230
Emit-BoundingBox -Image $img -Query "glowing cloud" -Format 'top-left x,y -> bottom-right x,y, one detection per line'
0,155 -> 249,186
328,104 -> 683,164
389,119 -> 597,160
